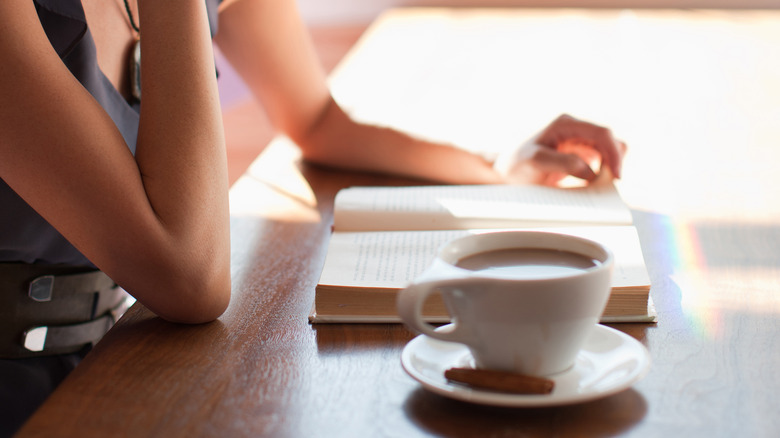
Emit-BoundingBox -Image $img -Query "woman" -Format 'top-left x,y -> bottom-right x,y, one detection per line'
0,0 -> 625,434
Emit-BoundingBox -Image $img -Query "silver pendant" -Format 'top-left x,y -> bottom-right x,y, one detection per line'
130,38 -> 141,101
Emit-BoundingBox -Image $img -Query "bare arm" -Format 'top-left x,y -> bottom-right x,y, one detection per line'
214,0 -> 623,186
213,0 -> 503,185
0,0 -> 230,323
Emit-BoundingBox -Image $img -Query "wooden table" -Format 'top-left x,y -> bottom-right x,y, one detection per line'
19,8 -> 780,437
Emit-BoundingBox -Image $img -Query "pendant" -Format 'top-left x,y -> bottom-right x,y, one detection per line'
130,38 -> 141,101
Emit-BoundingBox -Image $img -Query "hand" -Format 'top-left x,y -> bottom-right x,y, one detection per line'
494,114 -> 626,186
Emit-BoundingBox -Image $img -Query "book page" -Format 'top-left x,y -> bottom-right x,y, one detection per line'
333,183 -> 633,232
318,229 -> 466,288
317,226 -> 650,290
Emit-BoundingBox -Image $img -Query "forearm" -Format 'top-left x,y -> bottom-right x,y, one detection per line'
299,98 -> 504,185
135,0 -> 231,320
137,0 -> 227,222
214,0 -> 330,141
215,0 -> 502,184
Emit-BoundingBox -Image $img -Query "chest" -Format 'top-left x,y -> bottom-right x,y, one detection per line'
80,0 -> 137,98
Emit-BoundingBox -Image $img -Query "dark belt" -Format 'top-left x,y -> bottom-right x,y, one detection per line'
0,263 -> 130,359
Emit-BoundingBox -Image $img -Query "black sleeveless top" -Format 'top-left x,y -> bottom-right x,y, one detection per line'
0,0 -> 220,265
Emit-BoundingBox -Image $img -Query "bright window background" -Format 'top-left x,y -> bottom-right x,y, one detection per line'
297,0 -> 780,25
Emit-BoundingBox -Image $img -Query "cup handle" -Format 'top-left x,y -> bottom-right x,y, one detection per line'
397,280 -> 472,344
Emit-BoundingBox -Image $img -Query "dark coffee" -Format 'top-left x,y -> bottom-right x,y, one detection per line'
455,247 -> 600,278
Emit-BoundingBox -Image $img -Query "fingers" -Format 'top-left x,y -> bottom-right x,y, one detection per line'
495,114 -> 626,186
536,114 -> 625,179
530,146 -> 598,184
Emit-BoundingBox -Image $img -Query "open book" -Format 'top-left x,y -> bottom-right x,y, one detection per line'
311,181 -> 655,324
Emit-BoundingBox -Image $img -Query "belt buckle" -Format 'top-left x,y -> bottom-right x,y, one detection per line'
23,326 -> 48,352
28,275 -> 55,302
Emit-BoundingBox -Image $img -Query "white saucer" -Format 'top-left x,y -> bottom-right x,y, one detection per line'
401,324 -> 650,407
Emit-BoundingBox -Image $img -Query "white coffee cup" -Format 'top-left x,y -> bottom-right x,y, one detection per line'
397,231 -> 614,376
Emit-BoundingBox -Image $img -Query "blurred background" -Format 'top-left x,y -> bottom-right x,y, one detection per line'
296,0 -> 779,25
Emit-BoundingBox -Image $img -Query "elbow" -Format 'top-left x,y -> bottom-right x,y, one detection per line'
116,208 -> 233,324
159,230 -> 233,324
165,268 -> 232,324
183,284 -> 230,324
290,96 -> 348,163
139,256 -> 232,325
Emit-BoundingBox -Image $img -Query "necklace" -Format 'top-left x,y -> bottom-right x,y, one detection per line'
122,0 -> 141,101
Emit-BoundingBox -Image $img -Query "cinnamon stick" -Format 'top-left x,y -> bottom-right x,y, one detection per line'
444,367 -> 555,395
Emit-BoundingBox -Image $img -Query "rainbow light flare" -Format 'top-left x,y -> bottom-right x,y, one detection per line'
662,216 -> 723,340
